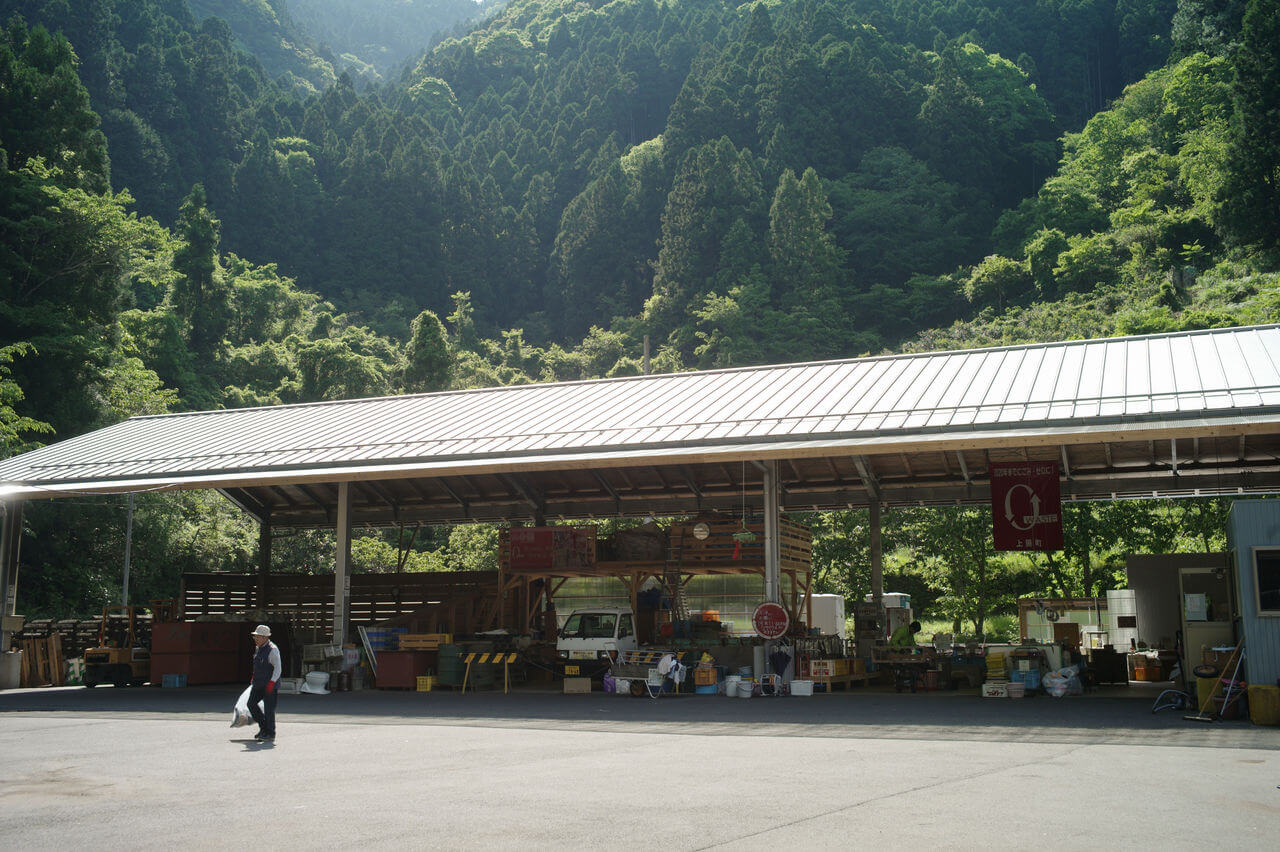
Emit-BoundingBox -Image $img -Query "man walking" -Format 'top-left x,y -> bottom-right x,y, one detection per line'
248,624 -> 281,741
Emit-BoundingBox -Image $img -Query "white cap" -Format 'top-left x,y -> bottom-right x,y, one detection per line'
251,624 -> 271,637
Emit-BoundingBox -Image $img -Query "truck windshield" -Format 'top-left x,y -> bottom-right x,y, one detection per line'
562,613 -> 618,639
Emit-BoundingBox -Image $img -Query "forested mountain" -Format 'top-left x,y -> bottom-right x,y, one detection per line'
2,0 -> 1279,625
281,0 -> 504,82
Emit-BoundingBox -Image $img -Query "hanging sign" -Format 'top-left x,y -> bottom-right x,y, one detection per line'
752,602 -> 790,639
989,462 -> 1063,551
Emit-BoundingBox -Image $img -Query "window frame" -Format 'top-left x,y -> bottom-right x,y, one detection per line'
1250,546 -> 1280,617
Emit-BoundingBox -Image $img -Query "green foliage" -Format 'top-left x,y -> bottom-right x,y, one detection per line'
402,310 -> 453,393
0,343 -> 53,457
1217,0 -> 1280,262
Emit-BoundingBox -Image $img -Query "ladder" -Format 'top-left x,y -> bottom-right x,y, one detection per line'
665,530 -> 690,622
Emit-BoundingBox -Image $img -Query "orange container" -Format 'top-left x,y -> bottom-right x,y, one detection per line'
701,610 -> 720,622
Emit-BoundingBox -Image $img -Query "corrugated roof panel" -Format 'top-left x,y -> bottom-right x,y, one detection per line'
709,366 -> 801,429
933,351 -> 984,412
1004,346 -> 1047,413
951,351 -> 1006,421
1241,328 -> 1280,385
5,326 -> 1280,489
977,349 -> 1021,421
843,358 -> 908,423
786,363 -> 854,421
894,357 -> 953,428
1191,333 -> 1232,408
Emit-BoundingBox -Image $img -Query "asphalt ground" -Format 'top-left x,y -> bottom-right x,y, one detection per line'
1,683 -> 1276,850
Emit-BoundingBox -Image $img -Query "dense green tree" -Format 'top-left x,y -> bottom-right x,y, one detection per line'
168,184 -> 231,407
402,309 -> 453,393
965,255 -> 1033,311
1217,0 -> 1280,261
0,19 -> 109,192
0,343 -> 53,457
646,137 -> 766,353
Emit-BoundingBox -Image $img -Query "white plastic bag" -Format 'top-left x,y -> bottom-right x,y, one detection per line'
230,685 -> 263,728
1043,665 -> 1082,698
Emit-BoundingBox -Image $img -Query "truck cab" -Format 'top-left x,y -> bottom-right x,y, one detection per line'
555,608 -> 638,676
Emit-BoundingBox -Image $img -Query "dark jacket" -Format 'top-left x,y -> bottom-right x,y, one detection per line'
252,640 -> 281,686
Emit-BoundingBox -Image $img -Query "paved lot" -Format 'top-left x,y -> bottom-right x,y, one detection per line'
1,684 -> 1276,850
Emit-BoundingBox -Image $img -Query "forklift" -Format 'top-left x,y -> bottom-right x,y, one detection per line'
83,605 -> 151,687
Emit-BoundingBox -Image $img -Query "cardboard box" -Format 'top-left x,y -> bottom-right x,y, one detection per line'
563,677 -> 592,694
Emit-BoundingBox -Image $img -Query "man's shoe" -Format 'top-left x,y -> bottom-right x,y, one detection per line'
262,732 -> 275,740
254,731 -> 266,740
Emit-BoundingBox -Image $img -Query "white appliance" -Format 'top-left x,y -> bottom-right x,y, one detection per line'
809,594 -> 846,637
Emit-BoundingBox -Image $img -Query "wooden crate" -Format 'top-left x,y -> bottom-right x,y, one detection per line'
809,659 -> 848,678
563,677 -> 592,694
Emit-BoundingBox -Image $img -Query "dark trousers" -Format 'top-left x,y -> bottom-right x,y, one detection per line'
248,682 -> 277,735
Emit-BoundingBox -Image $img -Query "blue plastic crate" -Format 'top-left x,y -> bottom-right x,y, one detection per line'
161,673 -> 187,688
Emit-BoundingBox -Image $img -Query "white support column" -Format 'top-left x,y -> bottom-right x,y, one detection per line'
1,500 -> 23,656
121,493 -> 135,606
762,460 -> 781,603
333,482 -> 352,645
1,500 -> 23,617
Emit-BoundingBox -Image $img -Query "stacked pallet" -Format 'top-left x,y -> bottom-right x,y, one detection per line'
19,634 -> 65,687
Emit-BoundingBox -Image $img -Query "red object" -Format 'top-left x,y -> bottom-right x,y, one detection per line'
752,602 -> 789,639
508,527 -> 594,570
989,462 -> 1063,551
149,652 -> 241,685
375,651 -> 436,689
150,621 -> 243,654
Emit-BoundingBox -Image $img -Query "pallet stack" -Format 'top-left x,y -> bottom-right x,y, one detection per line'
19,634 -> 65,687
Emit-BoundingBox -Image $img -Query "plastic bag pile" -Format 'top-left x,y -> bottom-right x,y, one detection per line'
1043,664 -> 1082,697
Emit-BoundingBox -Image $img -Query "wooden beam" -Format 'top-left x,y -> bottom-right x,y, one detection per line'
591,470 -> 622,513
296,483 -> 332,523
853,456 -> 881,501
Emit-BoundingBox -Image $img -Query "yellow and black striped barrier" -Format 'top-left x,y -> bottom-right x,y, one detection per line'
462,652 -> 520,694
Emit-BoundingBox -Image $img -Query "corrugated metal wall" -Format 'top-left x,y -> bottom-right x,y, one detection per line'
1227,501 -> 1280,687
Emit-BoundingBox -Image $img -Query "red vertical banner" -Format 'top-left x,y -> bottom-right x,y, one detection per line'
989,462 -> 1063,551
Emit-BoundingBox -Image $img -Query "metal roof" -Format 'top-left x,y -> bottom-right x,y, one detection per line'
4,325 -> 1280,525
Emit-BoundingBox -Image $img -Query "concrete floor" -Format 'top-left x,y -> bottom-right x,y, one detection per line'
0,683 -> 1276,850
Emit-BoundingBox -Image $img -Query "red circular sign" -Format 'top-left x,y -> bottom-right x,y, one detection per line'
752,602 -> 790,639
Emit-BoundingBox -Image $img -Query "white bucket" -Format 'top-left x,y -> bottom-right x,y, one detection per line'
724,675 -> 741,696
736,680 -> 754,698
